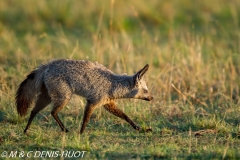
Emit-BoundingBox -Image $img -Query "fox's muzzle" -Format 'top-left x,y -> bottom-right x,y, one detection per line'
143,96 -> 153,101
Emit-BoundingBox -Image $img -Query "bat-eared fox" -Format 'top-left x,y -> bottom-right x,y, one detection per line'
16,59 -> 153,134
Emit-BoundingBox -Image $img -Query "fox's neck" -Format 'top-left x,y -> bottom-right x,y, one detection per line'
110,75 -> 135,99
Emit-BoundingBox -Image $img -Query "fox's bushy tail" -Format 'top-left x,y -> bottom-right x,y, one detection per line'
16,66 -> 46,117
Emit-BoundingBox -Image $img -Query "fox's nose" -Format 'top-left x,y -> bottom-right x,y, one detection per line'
148,96 -> 153,101
144,96 -> 153,101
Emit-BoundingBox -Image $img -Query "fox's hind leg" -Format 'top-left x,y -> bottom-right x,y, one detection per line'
46,81 -> 72,133
103,101 -> 141,131
51,99 -> 70,133
24,85 -> 51,133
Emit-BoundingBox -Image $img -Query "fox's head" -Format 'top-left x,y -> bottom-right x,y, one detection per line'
121,64 -> 153,101
132,64 -> 153,101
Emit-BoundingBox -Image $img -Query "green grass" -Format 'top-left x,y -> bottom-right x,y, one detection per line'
0,0 -> 240,159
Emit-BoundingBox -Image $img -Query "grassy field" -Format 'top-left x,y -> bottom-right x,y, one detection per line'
0,0 -> 240,159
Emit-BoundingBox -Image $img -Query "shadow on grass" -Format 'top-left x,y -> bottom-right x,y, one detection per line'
0,111 -> 5,122
103,152 -> 169,159
101,151 -> 238,159
0,111 -> 17,124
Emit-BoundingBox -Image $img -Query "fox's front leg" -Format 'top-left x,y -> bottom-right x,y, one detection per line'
80,101 -> 97,134
103,101 -> 142,131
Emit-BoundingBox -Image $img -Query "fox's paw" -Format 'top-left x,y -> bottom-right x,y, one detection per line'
24,129 -> 28,134
62,129 -> 69,133
23,129 -> 30,136
133,125 -> 141,131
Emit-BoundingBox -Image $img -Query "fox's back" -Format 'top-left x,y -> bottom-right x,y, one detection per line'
43,59 -> 115,99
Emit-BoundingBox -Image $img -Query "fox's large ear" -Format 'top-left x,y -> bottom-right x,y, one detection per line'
134,64 -> 149,83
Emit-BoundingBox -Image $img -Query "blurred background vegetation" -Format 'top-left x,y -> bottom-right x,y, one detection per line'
1,0 -> 239,102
